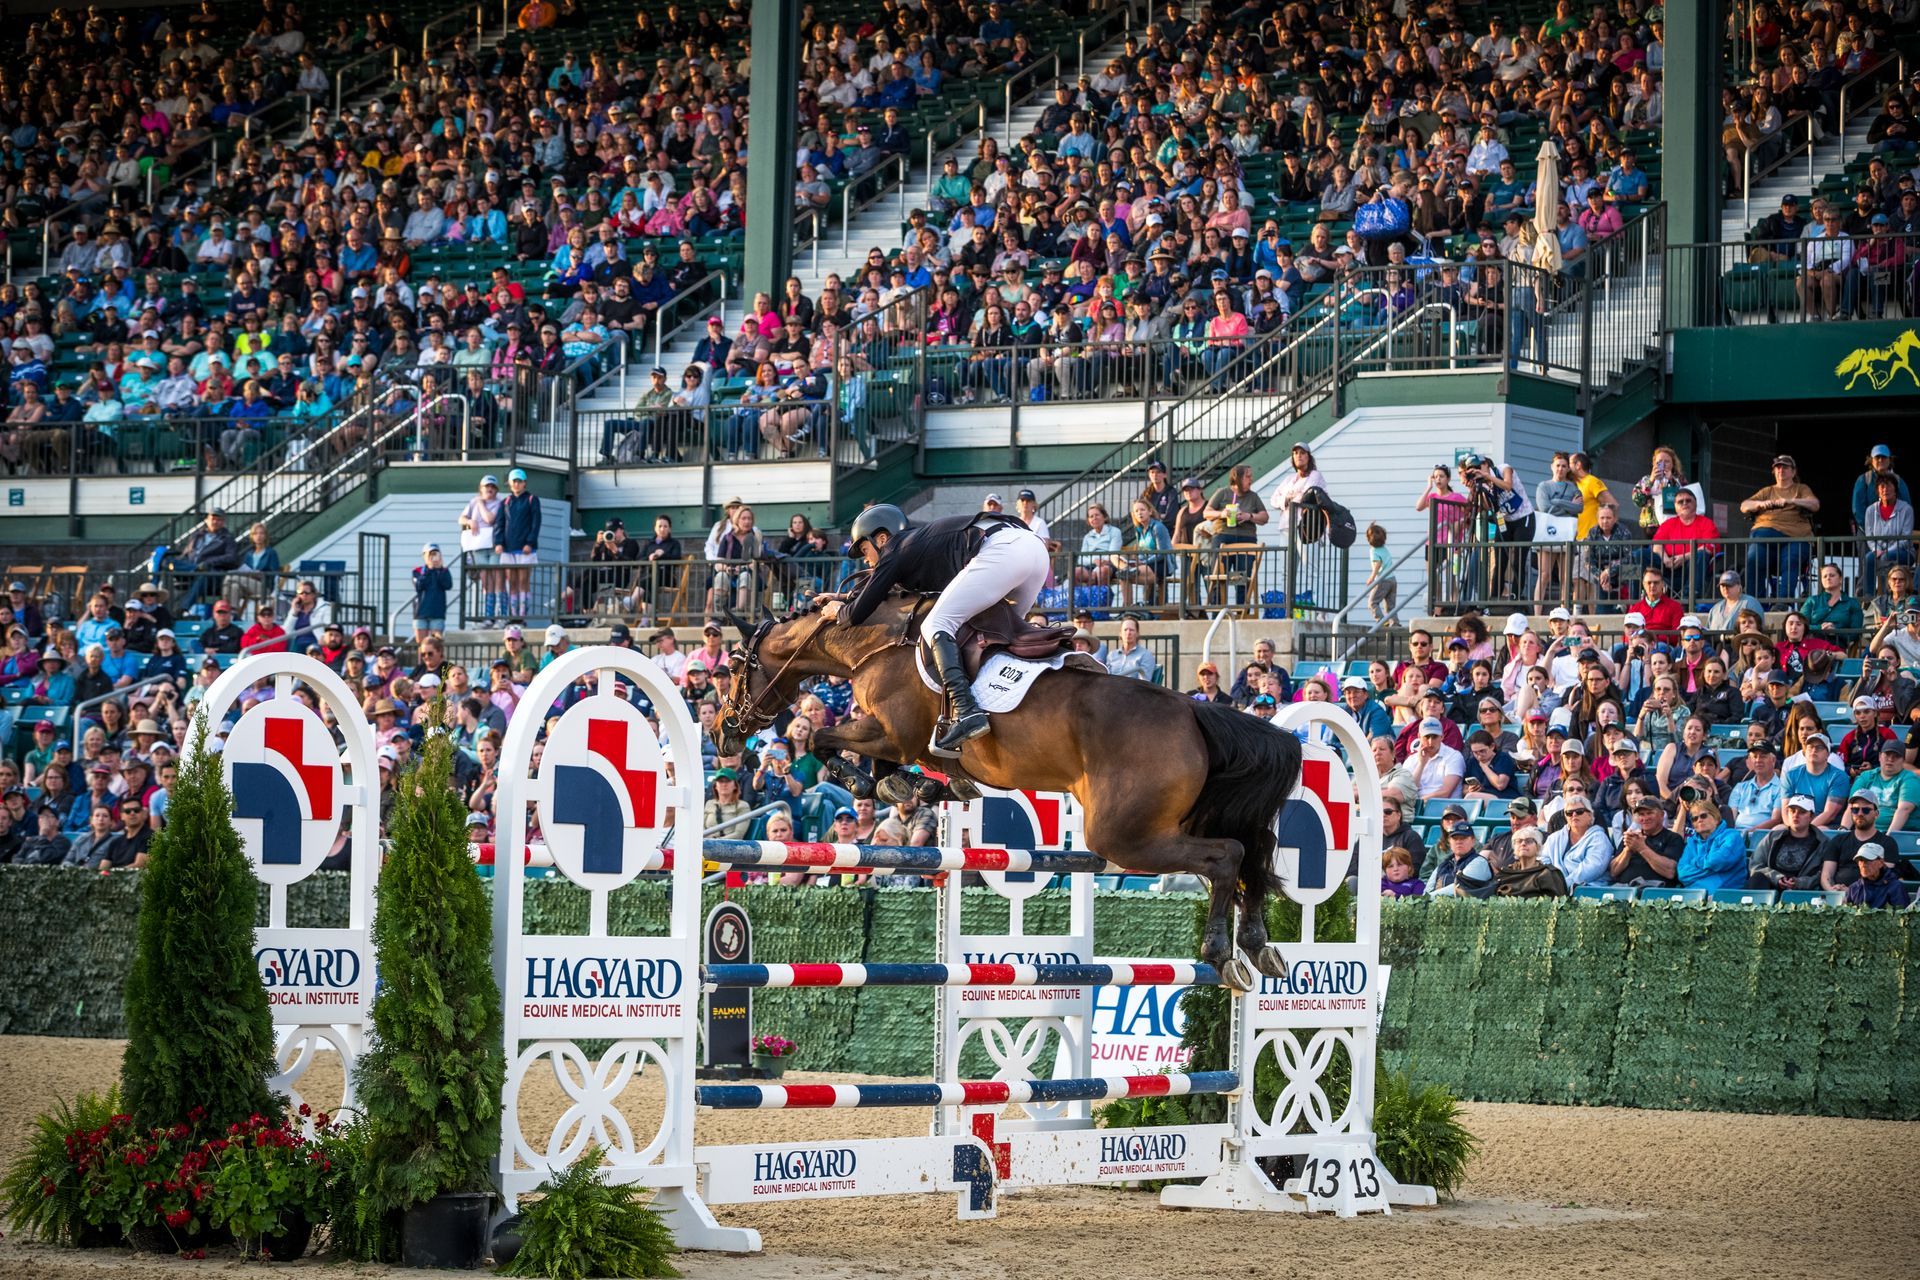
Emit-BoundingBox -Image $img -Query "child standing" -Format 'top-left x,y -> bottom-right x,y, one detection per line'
1364,523 -> 1397,621
412,543 -> 453,640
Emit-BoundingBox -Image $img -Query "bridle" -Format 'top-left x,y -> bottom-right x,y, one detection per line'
717,584 -> 927,744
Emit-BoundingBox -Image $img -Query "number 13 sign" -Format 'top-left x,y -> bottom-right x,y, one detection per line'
1288,1141 -> 1388,1217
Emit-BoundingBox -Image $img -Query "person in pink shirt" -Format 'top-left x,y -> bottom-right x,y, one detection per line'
1576,187 -> 1625,240
1202,289 -> 1250,387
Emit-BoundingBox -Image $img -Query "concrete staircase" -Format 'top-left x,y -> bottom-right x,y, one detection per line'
1719,114 -> 1876,243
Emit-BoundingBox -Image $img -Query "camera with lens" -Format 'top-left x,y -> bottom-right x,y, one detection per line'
1675,780 -> 1707,806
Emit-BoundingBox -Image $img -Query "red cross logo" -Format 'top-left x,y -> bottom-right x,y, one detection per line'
263,716 -> 333,820
586,718 -> 658,827
970,1112 -> 1012,1180
1300,756 -> 1350,852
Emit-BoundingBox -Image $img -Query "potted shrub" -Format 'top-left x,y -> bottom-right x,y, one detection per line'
121,715 -> 280,1134
350,727 -> 505,1267
751,1034 -> 797,1078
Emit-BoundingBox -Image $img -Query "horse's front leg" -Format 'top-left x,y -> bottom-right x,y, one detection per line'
815,717 -> 903,801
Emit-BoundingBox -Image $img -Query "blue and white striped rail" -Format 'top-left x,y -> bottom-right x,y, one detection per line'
696,839 -> 1115,875
696,1071 -> 1240,1111
702,961 -> 1220,989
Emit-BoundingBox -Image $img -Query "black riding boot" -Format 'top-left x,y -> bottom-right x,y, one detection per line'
931,632 -> 990,752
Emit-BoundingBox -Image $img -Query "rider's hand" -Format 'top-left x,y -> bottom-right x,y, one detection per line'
820,600 -> 844,621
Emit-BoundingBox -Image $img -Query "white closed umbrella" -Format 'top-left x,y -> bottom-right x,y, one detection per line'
1532,141 -> 1563,274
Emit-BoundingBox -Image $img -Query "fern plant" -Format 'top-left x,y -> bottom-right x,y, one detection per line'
0,1089 -> 124,1245
502,1146 -> 680,1280
1372,1069 -> 1479,1199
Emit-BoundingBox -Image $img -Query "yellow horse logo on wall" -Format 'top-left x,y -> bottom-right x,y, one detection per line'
1835,330 -> 1920,390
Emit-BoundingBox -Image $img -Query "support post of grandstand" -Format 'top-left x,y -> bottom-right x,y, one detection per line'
1161,704 -> 1435,1218
742,0 -> 802,303
187,653 -> 379,1125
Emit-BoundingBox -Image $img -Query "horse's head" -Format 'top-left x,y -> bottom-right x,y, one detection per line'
714,603 -> 775,755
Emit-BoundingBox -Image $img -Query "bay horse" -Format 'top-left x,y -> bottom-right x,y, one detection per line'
715,593 -> 1301,985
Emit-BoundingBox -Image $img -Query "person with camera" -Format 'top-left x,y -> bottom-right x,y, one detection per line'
750,738 -> 805,810
1866,604 -> 1920,679
1461,455 -> 1535,599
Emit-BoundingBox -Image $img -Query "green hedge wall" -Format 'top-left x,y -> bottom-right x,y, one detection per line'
3,868 -> 1914,1119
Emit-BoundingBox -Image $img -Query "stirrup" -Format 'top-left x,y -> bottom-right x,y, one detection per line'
934,709 -> 990,752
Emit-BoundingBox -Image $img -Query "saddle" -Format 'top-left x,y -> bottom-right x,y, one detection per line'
915,599 -> 1078,681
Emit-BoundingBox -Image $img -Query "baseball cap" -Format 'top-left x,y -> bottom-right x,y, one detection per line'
1855,840 -> 1890,862
421,541 -> 440,554
1872,444 -> 1892,459
1340,676 -> 1368,691
1508,797 -> 1537,816
1804,732 -> 1832,748
1418,717 -> 1444,736
508,467 -> 528,482
504,624 -> 524,639
983,492 -> 1003,505
1623,611 -> 1646,627
1445,824 -> 1476,840
1611,737 -> 1641,755
544,624 -> 566,645
1719,570 -> 1742,585
1441,804 -> 1468,821
1017,488 -> 1036,501
482,474 -> 500,486
1560,739 -> 1586,756
1765,671 -> 1789,686
1547,606 -> 1572,621
834,806 -> 857,820
1196,661 -> 1219,675
465,812 -> 490,828
1784,795 -> 1818,813
712,767 -> 739,782
1748,740 -> 1779,756
1881,739 -> 1907,756
1632,794 -> 1665,812
1502,612 -> 1528,636
1853,696 -> 1878,711
1180,476 -> 1203,492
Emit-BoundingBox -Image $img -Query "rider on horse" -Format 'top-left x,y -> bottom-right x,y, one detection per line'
822,503 -> 1052,752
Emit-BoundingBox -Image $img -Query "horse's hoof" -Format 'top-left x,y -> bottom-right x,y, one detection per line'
827,761 -> 874,800
912,774 -> 947,804
1250,945 -> 1288,980
1219,954 -> 1256,992
947,775 -> 981,801
874,772 -> 919,806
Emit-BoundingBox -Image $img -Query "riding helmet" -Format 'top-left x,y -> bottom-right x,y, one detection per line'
849,503 -> 909,550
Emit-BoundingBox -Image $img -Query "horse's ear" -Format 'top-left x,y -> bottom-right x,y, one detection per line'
720,602 -> 749,642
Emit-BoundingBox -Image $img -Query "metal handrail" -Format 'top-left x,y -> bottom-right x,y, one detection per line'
1036,303 -> 1342,525
1003,52 -> 1062,147
651,267 -> 729,370
840,153 -> 913,250
1327,535 -> 1431,668
67,621 -> 329,723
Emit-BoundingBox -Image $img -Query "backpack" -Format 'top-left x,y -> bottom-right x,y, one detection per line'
1301,486 -> 1357,549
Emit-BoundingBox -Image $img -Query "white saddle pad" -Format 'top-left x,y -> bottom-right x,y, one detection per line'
914,647 -> 1079,713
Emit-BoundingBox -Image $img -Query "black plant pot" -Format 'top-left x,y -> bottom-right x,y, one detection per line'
128,1218 -> 228,1254
490,1213 -> 525,1268
400,1191 -> 491,1269
260,1210 -> 315,1262
70,1219 -> 124,1249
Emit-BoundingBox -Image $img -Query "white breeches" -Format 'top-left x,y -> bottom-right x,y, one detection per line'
925,526 -> 1052,636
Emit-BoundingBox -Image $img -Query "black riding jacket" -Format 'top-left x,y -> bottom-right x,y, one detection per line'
843,512 -> 1030,626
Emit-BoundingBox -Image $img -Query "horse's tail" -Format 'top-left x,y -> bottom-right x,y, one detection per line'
1184,701 -> 1302,920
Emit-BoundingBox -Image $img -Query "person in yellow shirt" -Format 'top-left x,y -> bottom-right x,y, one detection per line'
1569,450 -> 1617,538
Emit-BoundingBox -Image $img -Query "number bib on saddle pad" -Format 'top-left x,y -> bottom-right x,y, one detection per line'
915,647 -> 1084,714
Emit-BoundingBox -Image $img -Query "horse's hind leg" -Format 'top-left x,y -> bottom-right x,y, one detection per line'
1088,824 -> 1250,984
